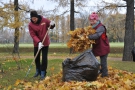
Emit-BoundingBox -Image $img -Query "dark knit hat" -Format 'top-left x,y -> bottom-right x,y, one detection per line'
30,10 -> 38,18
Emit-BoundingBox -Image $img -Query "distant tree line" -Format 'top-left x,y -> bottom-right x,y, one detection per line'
0,13 -> 127,44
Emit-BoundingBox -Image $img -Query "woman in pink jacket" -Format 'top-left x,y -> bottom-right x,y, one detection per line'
29,10 -> 55,80
88,12 -> 110,77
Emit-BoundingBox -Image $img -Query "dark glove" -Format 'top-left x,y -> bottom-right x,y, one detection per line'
50,21 -> 55,29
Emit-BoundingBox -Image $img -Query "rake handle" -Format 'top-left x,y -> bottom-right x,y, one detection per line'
30,30 -> 49,67
25,29 -> 49,77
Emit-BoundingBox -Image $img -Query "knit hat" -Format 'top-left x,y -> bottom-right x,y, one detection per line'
89,12 -> 98,20
30,10 -> 38,18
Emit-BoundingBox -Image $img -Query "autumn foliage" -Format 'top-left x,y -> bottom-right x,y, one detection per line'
67,26 -> 96,52
9,66 -> 135,90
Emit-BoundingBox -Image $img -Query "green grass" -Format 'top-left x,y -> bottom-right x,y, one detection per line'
0,43 -> 67,48
108,60 -> 135,73
0,42 -> 124,48
109,42 -> 124,47
0,54 -> 134,87
0,58 -> 63,88
0,43 -> 133,89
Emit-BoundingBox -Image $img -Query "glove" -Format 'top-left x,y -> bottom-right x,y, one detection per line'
50,21 -> 55,26
88,35 -> 93,40
38,42 -> 44,50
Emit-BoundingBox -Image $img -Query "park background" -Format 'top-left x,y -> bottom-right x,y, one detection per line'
0,0 -> 135,89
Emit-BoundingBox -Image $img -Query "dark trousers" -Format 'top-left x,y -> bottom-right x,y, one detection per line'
100,54 -> 108,76
34,46 -> 49,72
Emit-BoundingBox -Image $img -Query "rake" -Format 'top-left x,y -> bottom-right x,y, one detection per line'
25,29 -> 49,77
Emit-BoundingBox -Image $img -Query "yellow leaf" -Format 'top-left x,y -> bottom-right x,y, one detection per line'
14,79 -> 21,86
66,26 -> 95,52
7,85 -> 12,90
50,67 -> 55,71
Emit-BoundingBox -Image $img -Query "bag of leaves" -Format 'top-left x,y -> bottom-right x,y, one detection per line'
62,49 -> 100,81
131,47 -> 135,62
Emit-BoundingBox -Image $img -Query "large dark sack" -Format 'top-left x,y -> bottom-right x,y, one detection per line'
62,49 -> 100,81
131,47 -> 135,62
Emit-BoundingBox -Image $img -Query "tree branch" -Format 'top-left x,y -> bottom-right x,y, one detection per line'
58,10 -> 69,16
123,0 -> 127,2
97,5 -> 128,12
18,6 -> 30,12
74,11 -> 81,13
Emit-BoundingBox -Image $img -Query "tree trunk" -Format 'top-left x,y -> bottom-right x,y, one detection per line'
70,0 -> 75,31
122,0 -> 134,61
70,0 -> 75,54
13,0 -> 19,53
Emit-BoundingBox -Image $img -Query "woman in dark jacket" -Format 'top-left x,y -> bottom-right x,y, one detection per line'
29,10 -> 55,80
88,12 -> 110,77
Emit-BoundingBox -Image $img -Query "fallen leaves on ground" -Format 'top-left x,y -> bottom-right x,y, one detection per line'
4,66 -> 135,90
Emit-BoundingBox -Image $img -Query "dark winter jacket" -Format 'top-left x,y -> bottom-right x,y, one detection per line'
88,21 -> 110,56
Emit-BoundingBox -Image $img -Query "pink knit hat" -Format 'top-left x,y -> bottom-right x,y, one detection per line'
89,12 -> 99,20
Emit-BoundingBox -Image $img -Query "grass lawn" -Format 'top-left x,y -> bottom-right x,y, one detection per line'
0,58 -> 63,88
0,42 -> 124,48
0,43 -> 68,48
109,42 -> 124,47
0,42 -> 133,89
0,52 -> 135,88
107,60 -> 135,73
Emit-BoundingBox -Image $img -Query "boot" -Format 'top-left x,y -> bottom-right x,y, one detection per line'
40,71 -> 46,80
33,69 -> 41,77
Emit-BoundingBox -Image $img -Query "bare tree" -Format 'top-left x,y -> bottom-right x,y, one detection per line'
60,16 -> 66,43
105,13 -> 125,42
46,0 -> 89,53
75,11 -> 90,28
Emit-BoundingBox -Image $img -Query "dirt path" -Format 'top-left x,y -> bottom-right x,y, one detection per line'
19,55 -> 122,61
0,53 -> 122,61
96,57 -> 122,61
108,57 -> 122,60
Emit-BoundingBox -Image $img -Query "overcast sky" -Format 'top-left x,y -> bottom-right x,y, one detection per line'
1,0 -> 126,14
